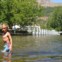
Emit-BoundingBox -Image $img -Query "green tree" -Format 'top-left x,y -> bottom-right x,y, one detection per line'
47,7 -> 62,31
0,0 -> 43,27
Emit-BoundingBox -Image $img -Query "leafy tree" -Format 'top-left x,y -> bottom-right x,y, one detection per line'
47,7 -> 62,31
0,0 -> 43,27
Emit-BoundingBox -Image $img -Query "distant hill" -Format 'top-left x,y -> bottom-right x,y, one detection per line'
36,0 -> 62,21
36,0 -> 62,7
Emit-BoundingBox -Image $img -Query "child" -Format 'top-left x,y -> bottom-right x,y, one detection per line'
1,24 -> 12,62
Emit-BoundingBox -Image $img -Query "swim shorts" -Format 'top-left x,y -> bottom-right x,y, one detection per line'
1,43 -> 11,57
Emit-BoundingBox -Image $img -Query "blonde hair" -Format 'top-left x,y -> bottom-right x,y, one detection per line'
2,23 -> 9,29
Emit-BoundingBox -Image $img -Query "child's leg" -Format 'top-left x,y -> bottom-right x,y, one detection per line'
8,53 -> 11,62
2,53 -> 4,58
2,53 -> 7,62
3,53 -> 11,62
5,53 -> 11,62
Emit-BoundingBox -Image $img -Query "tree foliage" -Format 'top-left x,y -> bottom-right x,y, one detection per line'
0,0 -> 43,26
47,7 -> 62,31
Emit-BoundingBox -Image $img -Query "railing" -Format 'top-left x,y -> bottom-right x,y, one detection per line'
26,26 -> 60,35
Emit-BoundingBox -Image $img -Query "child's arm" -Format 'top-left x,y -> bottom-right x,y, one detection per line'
8,32 -> 12,51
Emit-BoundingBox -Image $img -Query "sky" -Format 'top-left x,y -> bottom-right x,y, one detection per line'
51,0 -> 62,3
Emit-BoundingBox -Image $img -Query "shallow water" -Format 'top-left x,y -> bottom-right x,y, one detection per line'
0,35 -> 62,62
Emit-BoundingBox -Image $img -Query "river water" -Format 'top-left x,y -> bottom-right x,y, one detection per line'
12,35 -> 62,62
0,35 -> 62,62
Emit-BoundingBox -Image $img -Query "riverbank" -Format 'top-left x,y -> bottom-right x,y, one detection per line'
0,29 -> 32,36
0,29 -> 61,36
